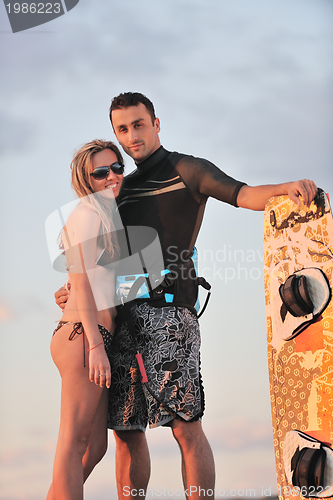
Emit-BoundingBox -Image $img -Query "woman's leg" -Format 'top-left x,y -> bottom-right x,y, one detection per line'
47,324 -> 108,500
46,388 -> 109,500
82,385 -> 109,479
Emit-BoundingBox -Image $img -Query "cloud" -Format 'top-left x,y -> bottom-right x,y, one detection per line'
146,426 -> 182,456
1,0 -> 332,187
0,293 -> 51,322
143,417 -> 274,458
0,442 -> 54,467
0,302 -> 13,321
0,111 -> 37,157
206,417 -> 274,451
2,0 -> 331,96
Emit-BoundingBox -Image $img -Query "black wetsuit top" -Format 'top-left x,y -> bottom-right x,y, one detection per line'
117,146 -> 246,266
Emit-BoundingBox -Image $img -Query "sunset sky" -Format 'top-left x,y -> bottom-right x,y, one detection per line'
1,1 -> 332,499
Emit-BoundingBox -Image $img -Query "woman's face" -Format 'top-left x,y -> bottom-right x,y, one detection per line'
90,148 -> 123,198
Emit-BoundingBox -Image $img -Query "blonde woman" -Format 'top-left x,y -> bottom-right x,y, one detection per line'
46,140 -> 124,500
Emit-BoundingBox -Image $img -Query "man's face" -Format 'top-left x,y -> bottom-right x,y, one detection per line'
111,103 -> 161,163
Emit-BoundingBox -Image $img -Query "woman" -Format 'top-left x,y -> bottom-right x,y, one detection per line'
46,140 -> 124,500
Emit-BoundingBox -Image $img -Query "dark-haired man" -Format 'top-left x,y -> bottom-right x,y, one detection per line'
109,93 -> 316,500
56,92 -> 317,500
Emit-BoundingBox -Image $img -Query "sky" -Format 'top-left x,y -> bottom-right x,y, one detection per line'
0,0 -> 333,499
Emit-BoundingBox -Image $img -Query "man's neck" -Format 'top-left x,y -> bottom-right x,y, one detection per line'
135,146 -> 167,172
135,145 -> 162,165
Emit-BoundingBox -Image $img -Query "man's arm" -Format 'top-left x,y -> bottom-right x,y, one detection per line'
236,179 -> 318,211
177,157 -> 317,210
55,284 -> 70,309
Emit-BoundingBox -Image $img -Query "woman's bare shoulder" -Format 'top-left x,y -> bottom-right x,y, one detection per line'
65,203 -> 100,243
66,203 -> 99,224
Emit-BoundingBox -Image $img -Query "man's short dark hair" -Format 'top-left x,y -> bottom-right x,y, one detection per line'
109,92 -> 156,126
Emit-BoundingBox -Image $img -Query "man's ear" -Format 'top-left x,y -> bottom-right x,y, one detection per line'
155,117 -> 161,134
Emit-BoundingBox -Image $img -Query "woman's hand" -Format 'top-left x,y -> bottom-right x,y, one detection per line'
88,345 -> 111,389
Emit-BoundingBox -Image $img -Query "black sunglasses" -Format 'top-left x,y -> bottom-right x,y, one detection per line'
90,162 -> 124,180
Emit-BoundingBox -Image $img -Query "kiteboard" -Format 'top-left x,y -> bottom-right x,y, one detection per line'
263,188 -> 333,500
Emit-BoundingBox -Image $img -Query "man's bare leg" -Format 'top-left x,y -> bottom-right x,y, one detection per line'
171,420 -> 215,500
113,430 -> 151,500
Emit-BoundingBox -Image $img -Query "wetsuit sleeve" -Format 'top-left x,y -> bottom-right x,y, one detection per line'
174,155 -> 246,207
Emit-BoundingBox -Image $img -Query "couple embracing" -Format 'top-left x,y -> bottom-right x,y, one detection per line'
47,92 -> 317,500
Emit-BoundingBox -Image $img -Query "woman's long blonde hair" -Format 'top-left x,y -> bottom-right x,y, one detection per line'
70,139 -> 124,257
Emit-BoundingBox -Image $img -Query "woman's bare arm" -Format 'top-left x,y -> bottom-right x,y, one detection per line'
65,205 -> 111,388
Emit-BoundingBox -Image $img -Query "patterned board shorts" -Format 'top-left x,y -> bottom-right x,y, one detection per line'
108,303 -> 205,431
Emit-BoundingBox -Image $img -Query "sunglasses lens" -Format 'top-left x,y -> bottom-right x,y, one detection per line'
92,167 -> 109,180
110,163 -> 124,175
91,163 -> 124,180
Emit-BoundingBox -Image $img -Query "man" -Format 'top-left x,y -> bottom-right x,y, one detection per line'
56,92 -> 317,499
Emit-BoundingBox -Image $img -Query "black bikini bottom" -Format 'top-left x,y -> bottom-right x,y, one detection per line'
53,321 -> 112,367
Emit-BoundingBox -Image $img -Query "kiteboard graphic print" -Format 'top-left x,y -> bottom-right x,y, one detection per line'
263,189 -> 333,500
